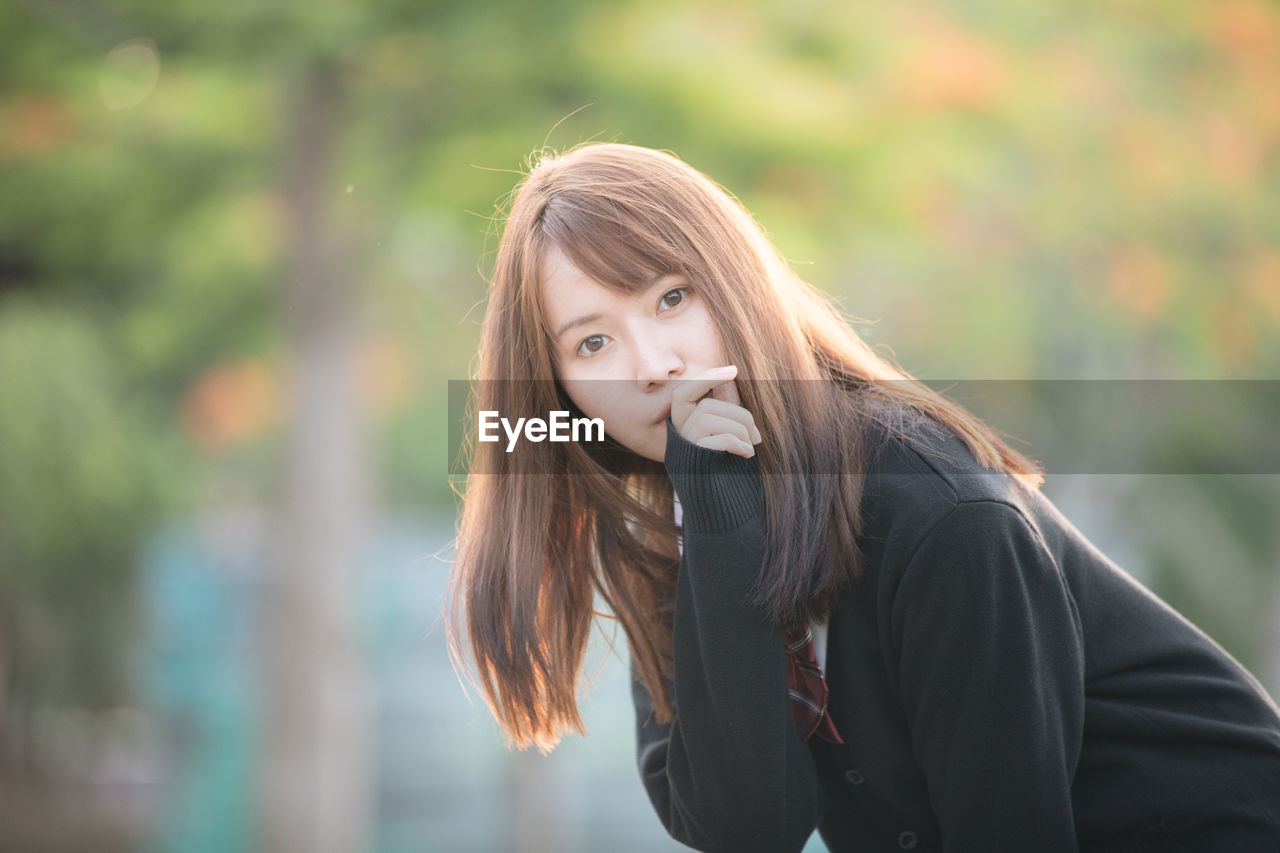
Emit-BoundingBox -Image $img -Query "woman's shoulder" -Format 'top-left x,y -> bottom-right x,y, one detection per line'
842,406 -> 1076,623
860,406 -> 1021,502
853,404 -> 1032,549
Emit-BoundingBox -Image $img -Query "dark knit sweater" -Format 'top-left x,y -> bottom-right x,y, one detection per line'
630,414 -> 1280,852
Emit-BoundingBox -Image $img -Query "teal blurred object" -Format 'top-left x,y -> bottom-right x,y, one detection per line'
140,523 -> 262,853
135,508 -> 709,852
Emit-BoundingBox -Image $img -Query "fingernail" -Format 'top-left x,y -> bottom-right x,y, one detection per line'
752,425 -> 762,443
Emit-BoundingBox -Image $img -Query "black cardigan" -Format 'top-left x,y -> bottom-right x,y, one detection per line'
630,414 -> 1280,852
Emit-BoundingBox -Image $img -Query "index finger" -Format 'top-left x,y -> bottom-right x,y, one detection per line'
709,370 -> 741,406
673,365 -> 739,411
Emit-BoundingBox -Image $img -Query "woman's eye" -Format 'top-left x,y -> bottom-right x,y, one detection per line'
577,334 -> 608,357
659,287 -> 687,311
572,288 -> 686,358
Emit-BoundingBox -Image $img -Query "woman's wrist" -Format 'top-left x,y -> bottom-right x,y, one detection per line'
663,415 -> 765,533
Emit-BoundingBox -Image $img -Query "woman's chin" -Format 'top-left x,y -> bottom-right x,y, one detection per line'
637,435 -> 666,465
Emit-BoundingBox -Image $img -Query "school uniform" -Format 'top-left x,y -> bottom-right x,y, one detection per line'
629,414 -> 1280,852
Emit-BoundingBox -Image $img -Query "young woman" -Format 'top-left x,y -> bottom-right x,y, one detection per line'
446,142 -> 1280,852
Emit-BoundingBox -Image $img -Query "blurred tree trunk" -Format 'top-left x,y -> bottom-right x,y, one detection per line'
259,58 -> 374,853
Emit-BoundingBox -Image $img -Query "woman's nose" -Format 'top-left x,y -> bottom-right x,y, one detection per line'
632,333 -> 683,386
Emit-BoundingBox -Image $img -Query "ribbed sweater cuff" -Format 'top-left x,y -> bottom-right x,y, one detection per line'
663,415 -> 765,534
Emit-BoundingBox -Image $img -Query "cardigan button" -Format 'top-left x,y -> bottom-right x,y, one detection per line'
897,830 -> 918,849
843,768 -> 864,785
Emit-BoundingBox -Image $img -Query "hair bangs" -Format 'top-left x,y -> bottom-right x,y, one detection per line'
537,194 -> 686,295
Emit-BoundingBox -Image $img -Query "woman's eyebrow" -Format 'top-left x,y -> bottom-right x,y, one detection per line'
556,312 -> 604,341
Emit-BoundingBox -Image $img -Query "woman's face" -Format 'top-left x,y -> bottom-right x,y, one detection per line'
540,243 -> 729,463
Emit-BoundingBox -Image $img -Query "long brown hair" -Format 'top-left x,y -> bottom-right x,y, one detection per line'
445,142 -> 1043,753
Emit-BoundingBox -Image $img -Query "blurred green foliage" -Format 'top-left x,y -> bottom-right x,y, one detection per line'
0,300 -> 172,709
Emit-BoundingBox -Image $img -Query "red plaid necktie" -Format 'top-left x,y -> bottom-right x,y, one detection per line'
784,621 -> 843,744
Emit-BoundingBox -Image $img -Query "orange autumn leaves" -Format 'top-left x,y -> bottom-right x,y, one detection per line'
1104,246 -> 1280,369
890,8 -> 1008,113
180,338 -> 412,450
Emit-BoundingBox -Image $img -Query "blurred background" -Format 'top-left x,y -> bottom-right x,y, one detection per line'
2,0 -> 1278,850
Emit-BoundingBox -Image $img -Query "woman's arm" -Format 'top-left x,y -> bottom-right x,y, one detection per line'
628,419 -> 823,853
888,498 -> 1086,851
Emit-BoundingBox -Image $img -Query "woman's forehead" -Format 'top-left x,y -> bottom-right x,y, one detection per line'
539,244 -> 684,332
539,242 -> 661,299
541,246 -> 628,321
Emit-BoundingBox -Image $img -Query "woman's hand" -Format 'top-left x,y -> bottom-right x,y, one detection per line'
671,365 -> 764,458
